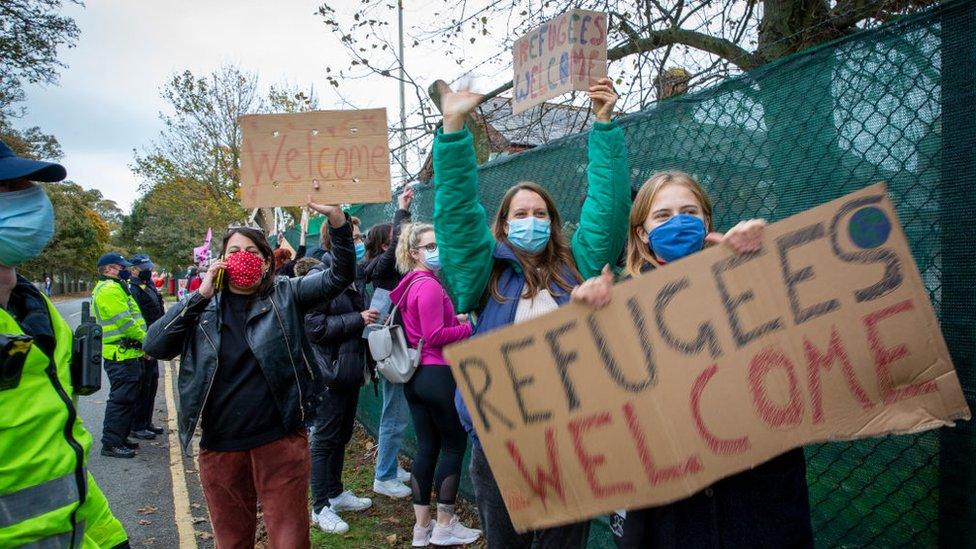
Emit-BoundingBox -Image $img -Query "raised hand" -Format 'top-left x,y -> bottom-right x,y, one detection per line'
306,196 -> 346,228
398,186 -> 414,211
438,80 -> 485,133
589,78 -> 619,123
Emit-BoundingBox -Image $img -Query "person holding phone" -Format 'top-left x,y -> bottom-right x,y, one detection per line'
143,201 -> 355,549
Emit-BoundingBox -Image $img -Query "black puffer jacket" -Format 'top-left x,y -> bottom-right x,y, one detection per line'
304,261 -> 367,391
144,222 -> 356,454
363,208 -> 410,291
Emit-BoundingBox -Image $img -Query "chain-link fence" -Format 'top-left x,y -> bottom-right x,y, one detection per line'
353,1 -> 976,546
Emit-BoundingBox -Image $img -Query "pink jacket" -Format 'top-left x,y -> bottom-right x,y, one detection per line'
390,270 -> 471,366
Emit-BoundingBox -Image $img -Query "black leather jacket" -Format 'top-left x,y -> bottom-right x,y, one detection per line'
144,222 -> 356,454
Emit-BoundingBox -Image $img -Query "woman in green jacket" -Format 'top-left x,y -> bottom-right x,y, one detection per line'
432,78 -> 630,548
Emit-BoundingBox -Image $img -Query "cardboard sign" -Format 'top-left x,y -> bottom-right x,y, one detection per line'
444,183 -> 971,531
512,10 -> 608,114
238,109 -> 392,207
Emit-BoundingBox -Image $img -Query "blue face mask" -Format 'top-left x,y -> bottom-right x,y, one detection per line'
422,248 -> 441,271
507,217 -> 551,253
355,242 -> 366,262
648,214 -> 707,262
0,185 -> 55,267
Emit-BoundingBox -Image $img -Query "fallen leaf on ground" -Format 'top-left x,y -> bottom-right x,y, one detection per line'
138,519 -> 151,526
197,532 -> 213,540
192,517 -> 208,524
137,506 -> 158,515
190,503 -> 201,509
142,537 -> 156,546
386,534 -> 398,545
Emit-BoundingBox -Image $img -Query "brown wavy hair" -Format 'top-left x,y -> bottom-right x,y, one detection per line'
490,182 -> 581,302
625,171 -> 713,277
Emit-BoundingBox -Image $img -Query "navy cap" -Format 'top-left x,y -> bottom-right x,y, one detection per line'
97,252 -> 132,268
130,254 -> 154,270
0,140 -> 67,182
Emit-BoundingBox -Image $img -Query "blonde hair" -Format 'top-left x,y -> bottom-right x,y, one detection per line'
626,171 -> 713,277
396,222 -> 434,274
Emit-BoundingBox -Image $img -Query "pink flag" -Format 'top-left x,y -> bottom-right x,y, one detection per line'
193,228 -> 213,265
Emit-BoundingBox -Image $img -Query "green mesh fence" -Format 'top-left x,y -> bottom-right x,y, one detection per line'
355,1 -> 976,546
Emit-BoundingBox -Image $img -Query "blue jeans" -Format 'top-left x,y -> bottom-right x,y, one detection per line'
374,378 -> 409,481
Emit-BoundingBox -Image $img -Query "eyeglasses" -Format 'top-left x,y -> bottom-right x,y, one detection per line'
413,243 -> 437,253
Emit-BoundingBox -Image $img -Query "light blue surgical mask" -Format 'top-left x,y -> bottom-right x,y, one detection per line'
355,242 -> 366,262
423,248 -> 441,271
0,185 -> 55,267
507,217 -> 551,253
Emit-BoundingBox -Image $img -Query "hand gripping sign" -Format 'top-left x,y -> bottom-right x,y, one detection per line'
444,183 -> 971,531
239,109 -> 392,208
512,10 -> 608,114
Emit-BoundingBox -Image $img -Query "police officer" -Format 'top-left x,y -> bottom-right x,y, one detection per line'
0,140 -> 129,547
93,252 -> 148,458
128,254 -> 165,438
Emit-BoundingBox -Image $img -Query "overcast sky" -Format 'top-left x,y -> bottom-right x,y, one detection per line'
22,0 -> 495,213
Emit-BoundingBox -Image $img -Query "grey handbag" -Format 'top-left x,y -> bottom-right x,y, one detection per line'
367,279 -> 425,383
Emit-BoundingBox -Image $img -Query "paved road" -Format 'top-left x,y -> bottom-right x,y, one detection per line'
54,297 -> 212,548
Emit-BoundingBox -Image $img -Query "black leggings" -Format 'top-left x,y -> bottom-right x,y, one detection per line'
404,364 -> 467,506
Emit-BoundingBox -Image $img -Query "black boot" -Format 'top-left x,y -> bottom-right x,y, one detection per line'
147,424 -> 164,435
123,439 -> 140,450
101,445 -> 136,459
130,429 -> 157,440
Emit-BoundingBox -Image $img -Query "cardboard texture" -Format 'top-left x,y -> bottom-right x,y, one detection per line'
444,183 -> 971,531
238,109 -> 392,208
512,10 -> 608,114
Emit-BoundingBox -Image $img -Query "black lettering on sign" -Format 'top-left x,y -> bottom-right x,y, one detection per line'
501,336 -> 552,425
458,357 -> 515,432
587,310 -> 656,393
625,296 -> 658,377
711,250 -> 785,349
654,277 -> 722,359
829,195 -> 902,302
544,320 -> 582,411
776,222 -> 840,325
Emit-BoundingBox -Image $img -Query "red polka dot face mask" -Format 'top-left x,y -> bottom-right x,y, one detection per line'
224,250 -> 266,289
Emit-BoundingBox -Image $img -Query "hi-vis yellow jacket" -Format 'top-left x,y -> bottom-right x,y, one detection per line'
91,278 -> 146,361
0,279 -> 128,548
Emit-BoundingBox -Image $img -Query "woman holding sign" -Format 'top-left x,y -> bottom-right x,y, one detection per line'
431,78 -> 630,548
599,170 -> 814,548
143,202 -> 355,549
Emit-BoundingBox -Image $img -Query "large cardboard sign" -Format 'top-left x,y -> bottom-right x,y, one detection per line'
239,109 -> 392,208
445,183 -> 971,531
512,10 -> 608,114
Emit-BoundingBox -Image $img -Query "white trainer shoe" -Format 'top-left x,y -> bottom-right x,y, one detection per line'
430,515 -> 481,546
397,465 -> 411,483
412,521 -> 433,547
313,506 -> 349,534
328,490 -> 372,512
373,478 -> 412,499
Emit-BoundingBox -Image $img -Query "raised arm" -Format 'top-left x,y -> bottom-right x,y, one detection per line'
366,193 -> 413,285
433,84 -> 496,313
293,202 -> 355,308
571,78 -> 632,279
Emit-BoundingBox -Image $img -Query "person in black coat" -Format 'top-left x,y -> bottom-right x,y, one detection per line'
299,216 -> 380,536
128,254 -> 166,438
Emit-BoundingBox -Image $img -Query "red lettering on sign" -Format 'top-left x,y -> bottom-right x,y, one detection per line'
285,147 -> 301,181
623,402 -> 703,485
245,135 -> 288,185
804,327 -> 874,423
863,299 -> 936,404
748,348 -> 804,428
317,147 -> 331,179
591,15 -> 607,45
334,148 -> 350,179
568,412 -> 635,499
505,428 -> 565,509
691,364 -> 751,454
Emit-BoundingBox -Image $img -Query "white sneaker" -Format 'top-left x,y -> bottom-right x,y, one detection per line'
313,506 -> 349,534
397,465 -> 411,483
429,515 -> 481,546
412,521 -> 433,547
373,478 -> 412,499
328,490 -> 372,512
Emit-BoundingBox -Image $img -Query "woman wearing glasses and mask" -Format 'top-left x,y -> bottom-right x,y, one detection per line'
390,222 -> 480,547
143,201 -> 354,549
